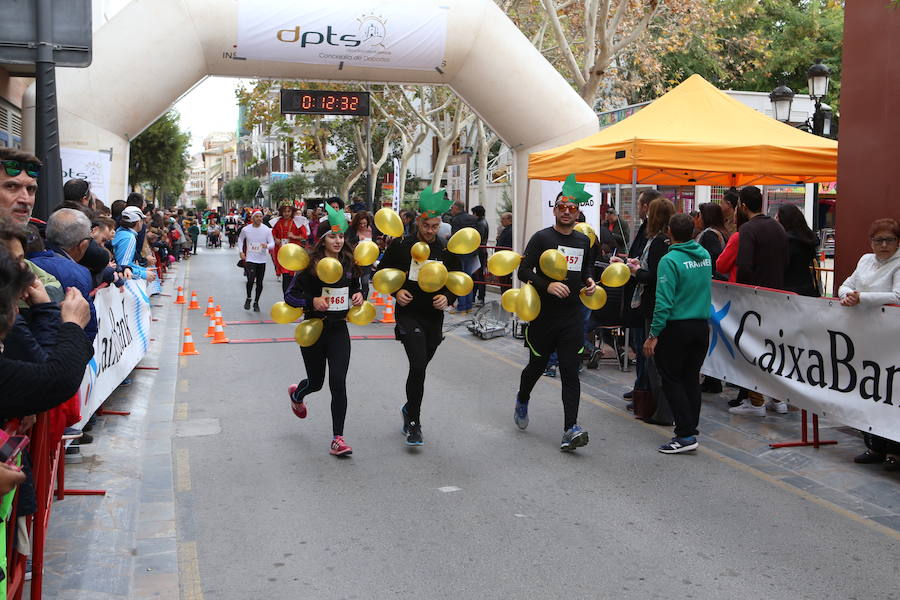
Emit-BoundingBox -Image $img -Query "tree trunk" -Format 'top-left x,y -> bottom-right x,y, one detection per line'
430,142 -> 453,190
340,166 -> 365,201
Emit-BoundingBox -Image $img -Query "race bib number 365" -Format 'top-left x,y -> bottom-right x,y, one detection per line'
322,287 -> 349,311
558,246 -> 584,271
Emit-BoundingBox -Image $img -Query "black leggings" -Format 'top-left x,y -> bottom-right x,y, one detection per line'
281,273 -> 293,295
518,316 -> 583,430
396,312 -> 443,423
293,320 -> 351,436
244,262 -> 266,302
655,319 -> 709,439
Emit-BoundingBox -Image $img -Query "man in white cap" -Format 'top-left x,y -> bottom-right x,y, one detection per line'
237,210 -> 274,311
112,206 -> 156,281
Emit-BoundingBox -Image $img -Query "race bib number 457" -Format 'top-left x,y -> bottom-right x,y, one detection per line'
558,246 -> 584,271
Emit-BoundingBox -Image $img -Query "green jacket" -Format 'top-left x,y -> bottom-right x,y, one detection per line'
650,240 -> 711,337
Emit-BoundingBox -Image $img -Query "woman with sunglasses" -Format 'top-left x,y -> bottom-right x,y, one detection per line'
839,218 -> 900,471
283,205 -> 363,457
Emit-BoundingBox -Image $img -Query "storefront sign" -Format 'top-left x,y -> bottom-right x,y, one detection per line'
237,0 -> 449,71
703,282 -> 900,442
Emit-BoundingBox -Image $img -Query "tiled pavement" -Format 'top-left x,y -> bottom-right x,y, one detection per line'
34,291 -> 898,598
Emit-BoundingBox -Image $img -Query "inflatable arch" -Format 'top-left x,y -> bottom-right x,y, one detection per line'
27,0 -> 598,246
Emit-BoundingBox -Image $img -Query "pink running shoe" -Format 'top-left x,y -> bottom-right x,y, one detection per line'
288,385 -> 307,419
329,436 -> 352,456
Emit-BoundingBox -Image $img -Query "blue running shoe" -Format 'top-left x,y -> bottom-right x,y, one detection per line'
543,365 -> 557,378
560,425 -> 589,452
658,437 -> 698,454
405,422 -> 424,446
514,397 -> 529,430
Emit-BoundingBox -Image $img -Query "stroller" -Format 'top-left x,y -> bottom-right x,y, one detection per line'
206,226 -> 222,248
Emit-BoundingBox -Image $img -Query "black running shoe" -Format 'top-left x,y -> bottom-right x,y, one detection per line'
401,404 -> 411,434
406,422 -> 424,446
253,302 -> 260,312
244,298 -> 251,310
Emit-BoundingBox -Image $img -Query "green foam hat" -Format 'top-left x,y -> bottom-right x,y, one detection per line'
324,203 -> 348,234
559,174 -> 592,205
418,186 -> 452,218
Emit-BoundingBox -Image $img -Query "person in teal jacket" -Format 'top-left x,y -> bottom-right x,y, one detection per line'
644,213 -> 712,454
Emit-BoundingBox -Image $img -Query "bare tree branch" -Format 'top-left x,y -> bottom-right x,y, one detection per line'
540,0 -> 586,87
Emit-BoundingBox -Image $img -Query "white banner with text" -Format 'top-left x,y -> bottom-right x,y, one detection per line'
60,148 -> 112,207
76,280 -> 152,427
702,282 -> 900,442
237,0 -> 449,71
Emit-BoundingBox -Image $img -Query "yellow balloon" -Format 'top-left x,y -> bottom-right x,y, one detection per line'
574,222 -> 597,247
579,287 -> 608,310
411,241 -> 431,263
445,271 -> 473,296
294,318 -> 323,347
487,250 -> 521,276
600,262 -> 631,288
316,257 -> 343,284
347,301 -> 376,326
515,283 -> 541,321
373,268 -> 406,295
270,301 -> 303,324
500,288 -> 520,312
447,227 -> 481,255
539,249 -> 568,281
354,240 -> 380,266
374,207 -> 404,238
277,243 -> 309,272
418,261 -> 448,293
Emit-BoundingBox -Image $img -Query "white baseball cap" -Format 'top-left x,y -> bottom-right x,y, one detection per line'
120,206 -> 144,224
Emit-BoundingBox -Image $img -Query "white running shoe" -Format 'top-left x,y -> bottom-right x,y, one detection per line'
766,398 -> 789,414
728,400 -> 766,416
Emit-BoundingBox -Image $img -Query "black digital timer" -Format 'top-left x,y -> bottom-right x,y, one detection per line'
280,90 -> 371,116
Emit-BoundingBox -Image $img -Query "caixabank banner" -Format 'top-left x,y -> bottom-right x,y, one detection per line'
77,280 -> 152,427
702,282 -> 900,442
237,0 -> 449,71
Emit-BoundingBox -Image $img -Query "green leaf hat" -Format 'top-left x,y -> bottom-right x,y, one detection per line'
324,202 -> 348,234
559,174 -> 592,205
418,186 -> 452,218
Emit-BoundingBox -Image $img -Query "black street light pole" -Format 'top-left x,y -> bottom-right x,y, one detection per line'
807,59 -> 832,233
34,0 -> 64,221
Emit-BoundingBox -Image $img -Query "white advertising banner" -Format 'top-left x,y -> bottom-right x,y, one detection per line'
702,282 -> 900,442
237,0 -> 449,71
76,280 -> 152,427
540,180 -> 601,231
392,157 -> 401,212
60,147 -> 112,206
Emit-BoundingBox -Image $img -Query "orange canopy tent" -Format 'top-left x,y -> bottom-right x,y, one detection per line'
528,74 -> 838,187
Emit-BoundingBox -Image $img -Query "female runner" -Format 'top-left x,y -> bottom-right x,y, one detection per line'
284,205 -> 363,456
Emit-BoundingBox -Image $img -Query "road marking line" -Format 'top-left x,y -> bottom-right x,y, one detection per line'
178,541 -> 204,600
175,448 -> 191,493
175,403 -> 188,421
438,486 -> 462,493
449,335 -> 900,542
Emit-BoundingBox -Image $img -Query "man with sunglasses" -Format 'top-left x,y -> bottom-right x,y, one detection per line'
514,178 -> 597,452
0,148 -> 40,228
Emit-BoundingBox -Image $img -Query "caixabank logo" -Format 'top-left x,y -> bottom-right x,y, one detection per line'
276,13 -> 388,49
708,299 -> 900,406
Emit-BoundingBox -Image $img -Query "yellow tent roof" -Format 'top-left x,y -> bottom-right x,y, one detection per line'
528,74 -> 838,187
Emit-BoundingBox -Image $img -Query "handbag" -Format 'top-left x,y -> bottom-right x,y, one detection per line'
236,259 -> 246,269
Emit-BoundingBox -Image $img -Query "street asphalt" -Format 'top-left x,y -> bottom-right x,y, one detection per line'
171,241 -> 898,600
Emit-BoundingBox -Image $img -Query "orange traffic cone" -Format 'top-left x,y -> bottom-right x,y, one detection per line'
372,291 -> 385,306
214,305 -> 225,328
174,286 -> 185,304
204,297 -> 216,317
381,297 -> 396,324
188,291 -> 200,310
211,322 -> 229,344
178,328 -> 200,355
204,316 -> 217,338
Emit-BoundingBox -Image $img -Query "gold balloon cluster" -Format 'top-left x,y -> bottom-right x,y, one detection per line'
487,250 -> 521,276
539,249 -> 568,281
375,208 -> 404,238
277,243 -> 309,272
446,271 -> 473,296
316,257 -> 343,284
270,301 -> 303,324
373,268 -> 406,295
447,227 -> 481,255
574,222 -> 596,247
580,287 -> 607,310
354,240 -> 379,266
418,262 -> 448,293
294,318 -> 323,347
410,242 -> 430,262
498,284 -> 542,321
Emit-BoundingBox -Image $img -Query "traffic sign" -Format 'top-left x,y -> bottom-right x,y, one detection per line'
255,187 -> 265,201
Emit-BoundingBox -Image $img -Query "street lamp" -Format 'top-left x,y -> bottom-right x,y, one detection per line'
807,59 -> 831,100
769,84 -> 795,123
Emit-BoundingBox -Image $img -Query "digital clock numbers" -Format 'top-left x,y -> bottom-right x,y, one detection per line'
280,90 -> 370,116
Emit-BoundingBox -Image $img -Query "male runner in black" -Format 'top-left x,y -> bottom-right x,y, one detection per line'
514,180 -> 597,451
376,189 -> 461,447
